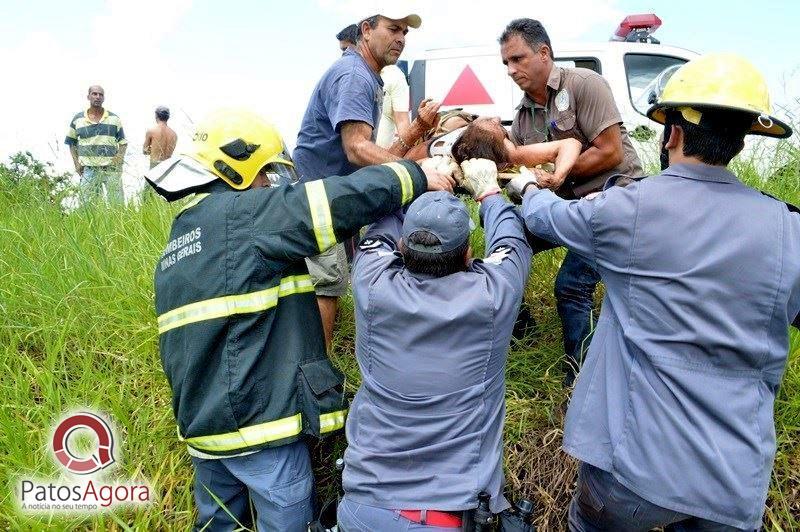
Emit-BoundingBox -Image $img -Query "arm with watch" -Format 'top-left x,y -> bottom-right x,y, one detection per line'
387,98 -> 441,156
340,99 -> 441,165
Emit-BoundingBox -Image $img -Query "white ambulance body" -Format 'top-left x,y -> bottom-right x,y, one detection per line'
403,15 -> 699,164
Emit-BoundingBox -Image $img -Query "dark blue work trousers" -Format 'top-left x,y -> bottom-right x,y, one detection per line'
569,462 -> 750,531
191,440 -> 313,531
555,250 -> 601,385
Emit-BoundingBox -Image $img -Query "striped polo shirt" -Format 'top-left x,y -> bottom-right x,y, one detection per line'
65,109 -> 127,168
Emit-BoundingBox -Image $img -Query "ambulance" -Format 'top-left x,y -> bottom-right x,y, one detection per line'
402,14 -> 698,164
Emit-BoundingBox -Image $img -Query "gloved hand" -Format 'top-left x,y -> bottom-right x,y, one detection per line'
506,166 -> 539,204
460,158 -> 500,201
430,155 -> 460,179
420,156 -> 457,192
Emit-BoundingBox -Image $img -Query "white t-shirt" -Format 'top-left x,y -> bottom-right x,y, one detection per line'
375,65 -> 410,148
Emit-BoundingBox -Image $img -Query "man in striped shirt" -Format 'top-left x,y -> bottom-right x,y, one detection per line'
65,85 -> 127,204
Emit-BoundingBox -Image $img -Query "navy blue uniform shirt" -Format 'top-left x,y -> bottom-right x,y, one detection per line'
294,48 -> 383,182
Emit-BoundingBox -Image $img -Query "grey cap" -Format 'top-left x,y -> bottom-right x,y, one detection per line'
402,191 -> 471,253
155,106 -> 170,119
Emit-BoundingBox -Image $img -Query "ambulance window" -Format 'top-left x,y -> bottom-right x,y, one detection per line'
625,53 -> 686,116
555,57 -> 601,74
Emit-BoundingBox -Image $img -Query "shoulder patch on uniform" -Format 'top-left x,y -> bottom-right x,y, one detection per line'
483,245 -> 512,265
359,238 -> 383,251
555,89 -> 569,111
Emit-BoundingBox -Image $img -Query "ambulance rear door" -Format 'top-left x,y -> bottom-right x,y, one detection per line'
410,46 -> 520,123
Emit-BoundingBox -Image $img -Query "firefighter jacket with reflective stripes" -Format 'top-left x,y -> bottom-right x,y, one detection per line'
154,160 -> 426,457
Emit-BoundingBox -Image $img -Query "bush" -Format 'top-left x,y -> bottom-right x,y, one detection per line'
0,151 -> 76,207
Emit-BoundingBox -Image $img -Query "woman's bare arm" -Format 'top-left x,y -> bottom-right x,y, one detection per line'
506,138 -> 582,187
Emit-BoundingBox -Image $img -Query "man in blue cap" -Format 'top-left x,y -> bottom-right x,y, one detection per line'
338,158 -> 534,531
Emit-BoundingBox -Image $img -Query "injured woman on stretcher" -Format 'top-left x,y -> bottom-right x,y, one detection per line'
404,113 -> 582,190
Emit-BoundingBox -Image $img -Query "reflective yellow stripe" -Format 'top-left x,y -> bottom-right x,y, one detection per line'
157,274 -> 314,334
178,193 -> 210,214
383,162 -> 414,205
78,157 -> 118,167
320,409 -> 347,433
180,413 -> 303,452
305,180 -> 336,252
79,134 -> 119,146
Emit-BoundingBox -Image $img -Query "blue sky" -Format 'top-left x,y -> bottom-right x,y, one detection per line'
0,0 -> 796,191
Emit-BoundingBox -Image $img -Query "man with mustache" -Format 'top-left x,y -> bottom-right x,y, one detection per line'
65,85 -> 127,205
500,18 -> 643,386
294,8 -> 439,352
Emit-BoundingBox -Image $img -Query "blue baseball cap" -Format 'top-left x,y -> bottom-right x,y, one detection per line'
402,192 -> 471,253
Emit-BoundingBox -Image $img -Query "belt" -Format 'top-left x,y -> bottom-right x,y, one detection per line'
399,509 -> 463,528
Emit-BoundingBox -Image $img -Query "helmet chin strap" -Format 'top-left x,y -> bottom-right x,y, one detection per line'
660,123 -> 672,171
213,160 -> 243,185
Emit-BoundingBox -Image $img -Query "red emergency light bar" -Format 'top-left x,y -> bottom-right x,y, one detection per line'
613,13 -> 662,42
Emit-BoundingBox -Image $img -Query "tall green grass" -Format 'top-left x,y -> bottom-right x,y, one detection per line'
0,146 -> 798,530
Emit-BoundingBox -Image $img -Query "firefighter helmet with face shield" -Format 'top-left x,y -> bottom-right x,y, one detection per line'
188,108 -> 299,189
145,109 -> 299,201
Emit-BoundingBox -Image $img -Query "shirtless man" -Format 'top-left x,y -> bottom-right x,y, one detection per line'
143,106 -> 177,168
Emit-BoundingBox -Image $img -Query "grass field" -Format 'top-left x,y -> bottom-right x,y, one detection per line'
1,147 -> 799,531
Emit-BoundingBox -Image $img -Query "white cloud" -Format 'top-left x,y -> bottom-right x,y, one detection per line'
0,31 -> 79,165
0,0 -> 195,197
92,0 -> 193,51
0,0 -> 336,200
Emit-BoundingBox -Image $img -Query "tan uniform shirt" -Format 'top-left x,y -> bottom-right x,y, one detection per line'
511,66 -> 642,197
